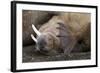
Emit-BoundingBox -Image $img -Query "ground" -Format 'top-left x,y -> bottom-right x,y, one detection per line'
23,45 -> 90,63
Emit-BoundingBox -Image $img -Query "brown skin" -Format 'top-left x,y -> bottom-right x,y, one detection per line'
36,12 -> 90,55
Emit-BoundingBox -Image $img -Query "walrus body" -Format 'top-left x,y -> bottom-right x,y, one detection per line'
31,12 -> 90,55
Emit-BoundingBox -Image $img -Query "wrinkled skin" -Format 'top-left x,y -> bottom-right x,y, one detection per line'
33,12 -> 90,56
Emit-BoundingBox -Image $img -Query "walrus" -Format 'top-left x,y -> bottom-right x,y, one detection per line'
31,12 -> 90,55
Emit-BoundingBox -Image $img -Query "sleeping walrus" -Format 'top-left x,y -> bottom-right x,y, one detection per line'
31,12 -> 90,55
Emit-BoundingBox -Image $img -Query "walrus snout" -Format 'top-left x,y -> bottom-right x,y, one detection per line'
35,34 -> 50,54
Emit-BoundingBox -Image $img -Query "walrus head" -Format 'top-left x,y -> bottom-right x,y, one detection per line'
31,24 -> 57,55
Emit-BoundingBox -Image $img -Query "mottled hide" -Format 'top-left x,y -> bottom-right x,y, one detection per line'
32,12 -> 90,55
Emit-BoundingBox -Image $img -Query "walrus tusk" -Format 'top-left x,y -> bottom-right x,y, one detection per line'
32,24 -> 41,36
31,34 -> 37,43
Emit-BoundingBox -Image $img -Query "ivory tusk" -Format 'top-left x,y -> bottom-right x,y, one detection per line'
31,34 -> 37,43
32,24 -> 41,36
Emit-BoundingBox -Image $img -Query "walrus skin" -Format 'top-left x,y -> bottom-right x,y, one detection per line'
32,12 -> 90,55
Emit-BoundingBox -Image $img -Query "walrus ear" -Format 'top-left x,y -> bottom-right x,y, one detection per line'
31,34 -> 37,43
32,24 -> 41,36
